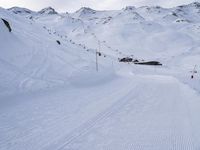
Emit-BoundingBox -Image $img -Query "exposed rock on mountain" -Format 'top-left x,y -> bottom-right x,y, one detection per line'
38,7 -> 58,15
1,18 -> 11,32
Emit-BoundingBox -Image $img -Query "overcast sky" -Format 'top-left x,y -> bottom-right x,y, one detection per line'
0,0 -> 199,12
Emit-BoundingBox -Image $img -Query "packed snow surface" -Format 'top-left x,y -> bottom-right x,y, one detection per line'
0,2 -> 200,150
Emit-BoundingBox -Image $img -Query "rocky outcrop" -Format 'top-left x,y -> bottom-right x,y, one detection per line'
134,61 -> 162,66
38,7 -> 58,15
1,18 -> 12,32
119,57 -> 133,62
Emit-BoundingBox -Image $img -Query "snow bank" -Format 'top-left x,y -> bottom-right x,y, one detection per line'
69,63 -> 116,87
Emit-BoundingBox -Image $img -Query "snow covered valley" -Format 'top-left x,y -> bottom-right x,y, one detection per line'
1,2 -> 200,150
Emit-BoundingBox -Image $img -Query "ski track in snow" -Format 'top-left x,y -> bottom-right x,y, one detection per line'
1,74 -> 197,150
60,75 -> 198,150
51,79 -> 136,150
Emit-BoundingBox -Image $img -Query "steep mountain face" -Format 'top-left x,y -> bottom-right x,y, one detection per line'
0,2 -> 200,94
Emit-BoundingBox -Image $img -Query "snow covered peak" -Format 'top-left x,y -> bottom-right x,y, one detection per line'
138,5 -> 166,13
77,7 -> 96,13
187,2 -> 200,11
193,2 -> 200,7
38,7 -> 58,15
179,2 -> 200,8
171,2 -> 200,23
74,7 -> 96,16
8,7 -> 34,15
123,6 -> 136,11
114,11 -> 145,24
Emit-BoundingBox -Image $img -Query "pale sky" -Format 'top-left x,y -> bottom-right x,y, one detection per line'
0,0 -> 199,12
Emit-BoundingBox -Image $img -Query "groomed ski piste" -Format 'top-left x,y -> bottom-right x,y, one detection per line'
1,2 -> 200,150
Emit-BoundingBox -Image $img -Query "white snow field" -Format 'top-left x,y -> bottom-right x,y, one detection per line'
1,2 -> 200,150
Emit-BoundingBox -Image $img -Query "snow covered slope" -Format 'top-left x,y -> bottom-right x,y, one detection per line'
0,2 -> 200,150
0,7 -> 112,95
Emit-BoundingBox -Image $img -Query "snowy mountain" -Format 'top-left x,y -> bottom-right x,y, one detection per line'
38,7 -> 58,15
8,7 -> 34,15
1,2 -> 200,150
74,7 -> 96,17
